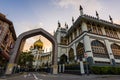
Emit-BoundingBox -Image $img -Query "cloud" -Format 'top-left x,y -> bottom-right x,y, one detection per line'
114,19 -> 120,24
14,21 -> 44,36
28,22 -> 44,30
53,0 -> 102,16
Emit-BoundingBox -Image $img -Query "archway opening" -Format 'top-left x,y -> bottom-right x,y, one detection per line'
17,35 -> 52,72
68,48 -> 74,63
91,40 -> 109,58
5,28 -> 58,75
111,43 -> 120,59
76,42 -> 84,61
59,54 -> 67,64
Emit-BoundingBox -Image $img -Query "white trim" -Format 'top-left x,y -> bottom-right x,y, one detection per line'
94,57 -> 110,62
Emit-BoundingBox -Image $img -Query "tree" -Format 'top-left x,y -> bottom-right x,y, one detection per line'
18,51 -> 34,69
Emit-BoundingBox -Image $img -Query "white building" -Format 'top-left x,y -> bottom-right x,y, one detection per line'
54,6 -> 120,66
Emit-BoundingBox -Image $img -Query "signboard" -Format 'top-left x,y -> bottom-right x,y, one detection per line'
84,53 -> 88,58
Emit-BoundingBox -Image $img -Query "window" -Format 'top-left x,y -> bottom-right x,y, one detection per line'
111,44 -> 120,59
105,28 -> 118,38
60,37 -> 67,45
87,24 -> 103,35
68,48 -> 74,62
91,40 -> 109,58
76,42 -> 84,61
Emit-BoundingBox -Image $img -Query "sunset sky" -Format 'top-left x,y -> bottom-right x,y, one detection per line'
0,0 -> 120,51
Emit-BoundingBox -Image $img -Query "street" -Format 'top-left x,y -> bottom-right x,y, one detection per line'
0,72 -> 119,80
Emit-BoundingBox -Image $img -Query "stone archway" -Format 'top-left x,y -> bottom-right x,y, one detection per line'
5,28 -> 58,74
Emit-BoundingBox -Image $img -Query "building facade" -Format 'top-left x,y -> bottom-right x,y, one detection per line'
0,13 -> 16,71
54,7 -> 120,67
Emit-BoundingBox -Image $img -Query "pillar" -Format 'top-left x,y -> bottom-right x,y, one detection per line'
81,22 -> 93,64
77,28 -> 79,37
83,35 -> 93,57
101,27 -> 106,35
73,43 -> 77,61
104,40 -> 115,65
80,61 -> 85,74
62,64 -> 65,73
117,32 -> 120,39
59,64 -> 61,73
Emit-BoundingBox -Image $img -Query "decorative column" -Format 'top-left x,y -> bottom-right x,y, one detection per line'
59,64 -> 61,73
73,43 -> 77,61
77,28 -> 79,37
104,40 -> 115,65
66,48 -> 69,63
81,22 -> 93,64
101,27 -> 106,35
117,32 -> 120,39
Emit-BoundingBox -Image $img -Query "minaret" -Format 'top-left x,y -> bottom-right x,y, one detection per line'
96,11 -> 99,19
79,5 -> 83,16
109,15 -> 113,23
72,17 -> 74,24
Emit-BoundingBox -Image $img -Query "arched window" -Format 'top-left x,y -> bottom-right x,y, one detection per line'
91,40 -> 109,58
111,44 -> 120,59
68,48 -> 74,62
59,54 -> 67,64
76,42 -> 84,61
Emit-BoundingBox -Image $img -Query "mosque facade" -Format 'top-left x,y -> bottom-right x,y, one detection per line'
54,6 -> 120,67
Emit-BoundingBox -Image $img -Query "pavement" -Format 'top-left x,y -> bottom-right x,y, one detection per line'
0,72 -> 120,80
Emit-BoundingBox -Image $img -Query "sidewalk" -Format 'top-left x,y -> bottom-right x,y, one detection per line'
0,72 -> 26,80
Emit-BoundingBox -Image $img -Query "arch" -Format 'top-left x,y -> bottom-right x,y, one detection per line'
68,48 -> 74,62
76,42 -> 84,61
59,54 -> 67,64
5,28 -> 58,74
91,40 -> 108,58
111,43 -> 120,59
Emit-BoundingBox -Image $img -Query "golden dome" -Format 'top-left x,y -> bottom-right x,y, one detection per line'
34,39 -> 43,49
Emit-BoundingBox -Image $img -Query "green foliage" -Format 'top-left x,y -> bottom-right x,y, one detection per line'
18,51 -> 34,68
90,66 -> 120,74
65,63 -> 80,70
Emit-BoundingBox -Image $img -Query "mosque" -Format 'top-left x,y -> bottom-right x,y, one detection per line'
29,6 -> 120,73
30,38 -> 52,69
54,5 -> 120,67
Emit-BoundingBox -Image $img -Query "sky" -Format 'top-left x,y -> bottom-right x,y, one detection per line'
0,0 -> 120,51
